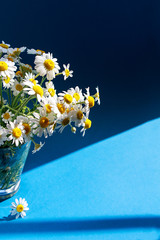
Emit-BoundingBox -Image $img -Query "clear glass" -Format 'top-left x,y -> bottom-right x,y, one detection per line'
0,141 -> 31,199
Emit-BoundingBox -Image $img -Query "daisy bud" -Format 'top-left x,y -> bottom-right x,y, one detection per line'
71,127 -> 76,134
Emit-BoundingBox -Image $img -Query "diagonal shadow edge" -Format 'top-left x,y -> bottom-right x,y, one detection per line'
1,216 -> 160,233
23,117 -> 160,174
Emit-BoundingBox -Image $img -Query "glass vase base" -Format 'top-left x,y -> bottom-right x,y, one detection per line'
0,180 -> 20,200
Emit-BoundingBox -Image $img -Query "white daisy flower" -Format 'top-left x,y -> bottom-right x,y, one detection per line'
0,126 -> 8,146
94,86 -> 100,105
56,112 -> 71,133
23,72 -> 38,85
11,79 -> 24,96
32,141 -> 45,154
0,41 -> 10,53
23,81 -> 44,102
47,121 -> 57,136
58,90 -> 74,108
2,75 -> 15,88
80,118 -> 92,137
39,97 -> 55,114
48,98 -> 62,118
70,104 -> 87,127
34,52 -> 60,80
84,87 -> 95,114
62,64 -> 73,80
9,47 -> 26,57
2,110 -> 14,123
27,48 -> 45,55
44,81 -> 57,99
0,58 -> 17,78
17,116 -> 33,142
7,120 -> 25,146
68,86 -> 84,103
10,197 -> 29,219
32,108 -> 54,138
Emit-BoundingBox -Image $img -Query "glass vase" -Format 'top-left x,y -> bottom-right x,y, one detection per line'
0,141 -> 31,200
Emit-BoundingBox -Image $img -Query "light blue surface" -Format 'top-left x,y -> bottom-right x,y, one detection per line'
1,118 -> 160,239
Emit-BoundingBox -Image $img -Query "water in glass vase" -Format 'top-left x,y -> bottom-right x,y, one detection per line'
0,141 -> 31,200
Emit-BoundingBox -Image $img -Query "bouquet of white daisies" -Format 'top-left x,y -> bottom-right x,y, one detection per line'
0,41 -> 100,153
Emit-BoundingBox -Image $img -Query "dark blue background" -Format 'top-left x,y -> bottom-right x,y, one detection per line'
1,0 -> 160,171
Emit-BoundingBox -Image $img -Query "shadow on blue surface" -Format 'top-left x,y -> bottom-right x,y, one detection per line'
23,116 -> 160,174
0,214 -> 16,222
0,216 -> 160,233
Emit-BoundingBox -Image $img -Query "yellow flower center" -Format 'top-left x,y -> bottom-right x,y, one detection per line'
36,49 -> 45,54
29,78 -> 36,84
23,123 -> 31,135
0,43 -> 9,49
73,93 -> 80,101
65,69 -> 70,77
15,84 -> 23,92
57,103 -> 65,114
4,76 -> 10,84
3,112 -> 10,120
16,204 -> 24,213
33,84 -> 43,97
44,59 -> 55,71
88,96 -> 95,108
64,94 -> 73,104
48,88 -> 55,97
45,104 -> 52,113
12,128 -> 22,138
40,117 -> 49,128
62,117 -> 70,126
95,92 -> 100,99
0,61 -> 8,71
84,119 -> 92,129
77,111 -> 83,120
16,71 -> 23,77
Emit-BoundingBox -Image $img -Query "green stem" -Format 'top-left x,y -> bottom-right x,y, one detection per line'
27,110 -> 37,116
6,105 -> 26,117
40,76 -> 46,86
35,73 -> 40,79
12,90 -> 23,107
6,105 -> 17,113
55,72 -> 63,77
0,105 -> 5,125
7,89 -> 10,106
76,101 -> 85,105
0,78 -> 3,106
14,95 -> 35,119
10,89 -> 13,103
31,138 -> 36,145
